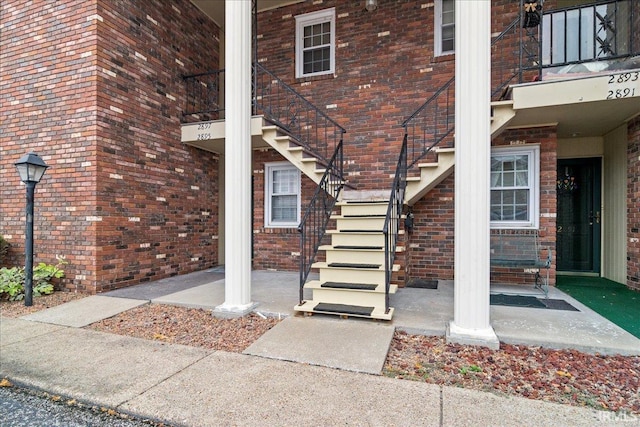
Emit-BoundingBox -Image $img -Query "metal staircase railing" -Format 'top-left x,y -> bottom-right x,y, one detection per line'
297,141 -> 344,301
253,63 -> 346,166
381,134 -> 407,314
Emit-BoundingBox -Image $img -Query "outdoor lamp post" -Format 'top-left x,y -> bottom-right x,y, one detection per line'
14,152 -> 49,307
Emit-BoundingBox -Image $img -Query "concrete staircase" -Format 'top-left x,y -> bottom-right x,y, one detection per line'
294,197 -> 400,320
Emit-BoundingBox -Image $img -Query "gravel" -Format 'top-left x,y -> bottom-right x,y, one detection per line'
2,292 -> 639,416
0,379 -> 167,427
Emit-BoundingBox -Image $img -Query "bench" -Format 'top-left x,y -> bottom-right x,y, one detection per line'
490,229 -> 552,298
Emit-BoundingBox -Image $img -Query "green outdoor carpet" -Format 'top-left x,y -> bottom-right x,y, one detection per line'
556,276 -> 640,339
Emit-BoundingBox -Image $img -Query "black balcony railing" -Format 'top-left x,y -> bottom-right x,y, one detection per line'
183,70 -> 224,121
542,0 -> 638,70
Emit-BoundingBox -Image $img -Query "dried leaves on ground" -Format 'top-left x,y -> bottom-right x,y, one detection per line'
88,304 -> 280,353
384,331 -> 640,414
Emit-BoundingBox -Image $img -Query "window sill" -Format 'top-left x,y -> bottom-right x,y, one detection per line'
295,73 -> 337,84
432,53 -> 455,63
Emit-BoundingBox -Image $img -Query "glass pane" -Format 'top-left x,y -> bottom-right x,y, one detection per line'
503,172 -> 514,186
566,9 -> 580,62
272,195 -> 297,221
580,9 -> 595,60
515,189 -> 528,204
503,191 -> 514,204
503,206 -> 514,219
515,171 -> 528,186
542,14 -> 551,65
442,39 -> 454,53
552,12 -> 566,63
272,169 -> 297,194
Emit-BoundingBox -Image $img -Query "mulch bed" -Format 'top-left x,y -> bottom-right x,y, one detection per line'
384,331 -> 640,414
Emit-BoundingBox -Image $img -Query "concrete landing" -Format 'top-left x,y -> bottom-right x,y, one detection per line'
244,316 -> 395,374
20,296 -> 148,327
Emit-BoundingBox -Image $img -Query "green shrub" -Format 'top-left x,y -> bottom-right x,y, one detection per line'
0,256 -> 67,301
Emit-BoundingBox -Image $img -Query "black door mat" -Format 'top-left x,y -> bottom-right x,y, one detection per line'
491,294 -> 545,308
540,298 -> 580,311
328,263 -> 380,269
314,303 -> 374,316
321,282 -> 378,290
406,279 -> 438,289
491,294 -> 579,311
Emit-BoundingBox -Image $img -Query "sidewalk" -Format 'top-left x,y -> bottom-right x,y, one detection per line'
0,316 -> 618,427
1,270 -> 639,426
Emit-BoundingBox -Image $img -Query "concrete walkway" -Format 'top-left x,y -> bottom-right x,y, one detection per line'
1,270 -> 639,426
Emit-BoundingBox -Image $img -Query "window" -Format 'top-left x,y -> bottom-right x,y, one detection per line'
265,163 -> 301,227
435,0 -> 455,56
295,8 -> 335,78
490,146 -> 540,229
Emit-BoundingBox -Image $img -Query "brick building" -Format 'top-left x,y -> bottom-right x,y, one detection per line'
1,0 -> 639,345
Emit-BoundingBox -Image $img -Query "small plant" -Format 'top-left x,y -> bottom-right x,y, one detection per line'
0,267 -> 26,300
0,255 -> 67,301
459,364 -> 482,375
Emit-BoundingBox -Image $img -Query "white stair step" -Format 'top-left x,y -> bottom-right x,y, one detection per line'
327,229 -> 404,247
320,245 -> 385,265
336,200 -> 389,216
312,261 -> 399,285
332,215 -> 386,231
294,300 -> 394,320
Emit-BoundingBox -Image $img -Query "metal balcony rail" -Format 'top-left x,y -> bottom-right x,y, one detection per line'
183,64 -> 346,170
182,69 -> 224,122
542,0 -> 637,70
381,134 -> 408,314
297,141 -> 344,299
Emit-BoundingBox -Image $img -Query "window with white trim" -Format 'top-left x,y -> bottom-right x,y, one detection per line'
265,162 -> 301,227
490,146 -> 540,229
435,0 -> 455,56
295,8 -> 335,78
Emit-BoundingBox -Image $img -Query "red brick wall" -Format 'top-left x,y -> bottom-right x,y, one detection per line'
627,116 -> 640,291
405,174 -> 455,282
1,0 -> 100,284
0,0 -> 221,292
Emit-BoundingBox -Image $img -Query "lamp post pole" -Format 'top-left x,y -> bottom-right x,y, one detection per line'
24,181 -> 36,307
14,152 -> 49,307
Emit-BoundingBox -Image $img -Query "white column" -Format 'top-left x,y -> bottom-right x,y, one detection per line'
214,0 -> 257,318
447,0 -> 499,348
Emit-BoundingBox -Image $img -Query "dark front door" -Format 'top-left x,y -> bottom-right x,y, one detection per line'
556,158 -> 601,273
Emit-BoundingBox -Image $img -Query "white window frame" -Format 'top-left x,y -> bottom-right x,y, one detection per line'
490,145 -> 540,229
265,162 -> 301,228
434,0 -> 455,56
295,8 -> 335,78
